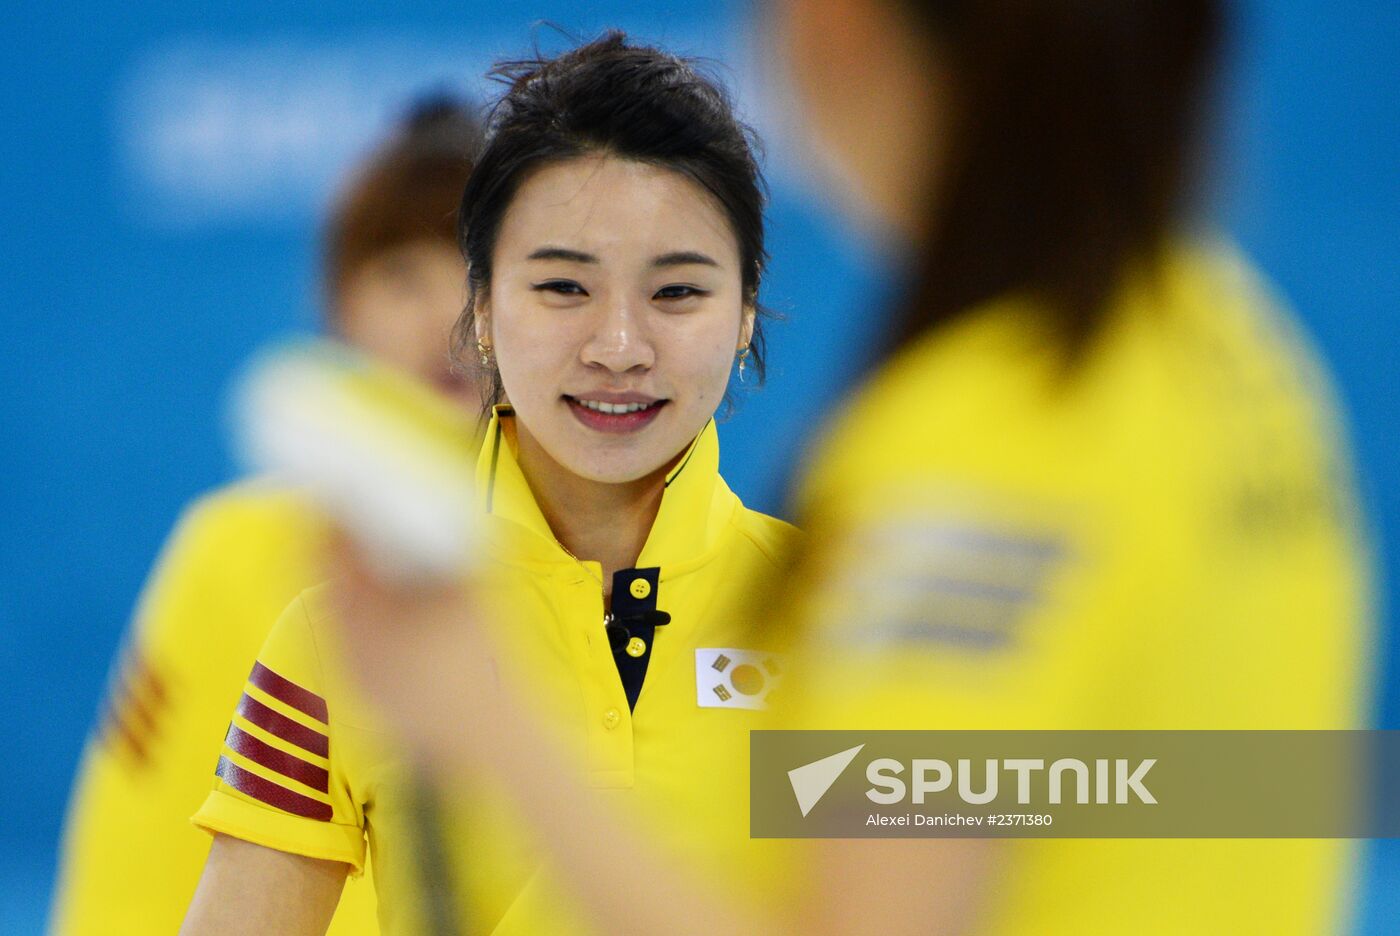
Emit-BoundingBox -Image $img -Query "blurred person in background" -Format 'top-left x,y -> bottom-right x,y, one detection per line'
48,96 -> 483,936
179,34 -> 798,936
769,0 -> 1374,932
303,1 -> 1375,935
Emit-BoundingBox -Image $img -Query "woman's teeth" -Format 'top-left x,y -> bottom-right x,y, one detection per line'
574,399 -> 659,414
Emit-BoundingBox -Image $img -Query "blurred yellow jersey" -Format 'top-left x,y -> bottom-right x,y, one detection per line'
192,409 -> 800,934
50,484 -> 380,935
786,240 -> 1374,934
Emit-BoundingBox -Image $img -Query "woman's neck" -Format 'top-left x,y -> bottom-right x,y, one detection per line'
512,422 -> 672,597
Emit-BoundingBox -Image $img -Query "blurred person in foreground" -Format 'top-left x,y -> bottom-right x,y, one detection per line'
179,34 -> 798,936
763,0 -> 1373,932
304,2 -> 1374,935
48,97 -> 483,936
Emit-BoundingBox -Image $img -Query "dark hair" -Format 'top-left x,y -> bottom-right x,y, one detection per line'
323,95 -> 484,313
893,0 -> 1225,365
452,31 -> 770,411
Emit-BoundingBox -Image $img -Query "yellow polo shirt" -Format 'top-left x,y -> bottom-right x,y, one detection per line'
192,408 -> 799,934
49,484 -> 379,935
784,240 -> 1373,934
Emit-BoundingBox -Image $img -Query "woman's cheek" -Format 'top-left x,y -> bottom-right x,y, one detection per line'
699,350 -> 733,410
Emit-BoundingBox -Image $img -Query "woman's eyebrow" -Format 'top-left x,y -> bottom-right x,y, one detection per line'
652,251 -> 719,269
527,246 -> 597,263
526,247 -> 720,268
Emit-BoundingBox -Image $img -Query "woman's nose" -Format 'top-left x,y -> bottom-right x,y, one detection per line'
580,297 -> 655,373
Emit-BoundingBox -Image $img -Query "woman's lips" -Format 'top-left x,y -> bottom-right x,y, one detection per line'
564,396 -> 667,434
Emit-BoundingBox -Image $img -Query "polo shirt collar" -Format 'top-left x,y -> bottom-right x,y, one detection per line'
474,405 -> 735,573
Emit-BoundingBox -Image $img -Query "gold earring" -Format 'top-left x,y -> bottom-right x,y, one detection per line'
476,338 -> 493,367
736,345 -> 750,383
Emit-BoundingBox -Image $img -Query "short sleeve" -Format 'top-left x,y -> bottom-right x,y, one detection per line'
52,495 -> 282,935
192,594 -> 367,872
777,311 -> 1149,733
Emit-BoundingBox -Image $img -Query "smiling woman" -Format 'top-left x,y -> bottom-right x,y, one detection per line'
179,33 -> 799,936
485,156 -> 748,482
447,32 -> 775,594
476,155 -> 756,582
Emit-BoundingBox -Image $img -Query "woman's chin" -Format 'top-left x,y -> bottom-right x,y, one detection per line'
559,453 -> 673,487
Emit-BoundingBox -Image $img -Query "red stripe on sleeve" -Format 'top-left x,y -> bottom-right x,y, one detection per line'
215,757 -> 333,821
129,651 -> 168,703
224,725 -> 330,793
118,677 -> 160,736
99,700 -> 149,766
249,662 -> 328,723
235,693 -> 329,758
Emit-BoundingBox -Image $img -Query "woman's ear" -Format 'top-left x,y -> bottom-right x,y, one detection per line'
738,304 -> 756,350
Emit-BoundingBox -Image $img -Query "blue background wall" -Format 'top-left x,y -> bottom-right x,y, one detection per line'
2,0 -> 1395,930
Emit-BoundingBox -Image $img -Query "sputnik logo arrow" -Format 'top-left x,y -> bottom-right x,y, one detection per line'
788,744 -> 865,817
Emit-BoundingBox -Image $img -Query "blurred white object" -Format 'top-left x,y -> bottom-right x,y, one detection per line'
232,339 -> 480,582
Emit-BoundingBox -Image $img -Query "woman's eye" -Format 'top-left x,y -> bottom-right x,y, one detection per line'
532,280 -> 586,296
654,284 -> 708,301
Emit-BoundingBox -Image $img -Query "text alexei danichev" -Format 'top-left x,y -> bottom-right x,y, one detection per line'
866,813 -> 1054,828
868,813 -> 983,827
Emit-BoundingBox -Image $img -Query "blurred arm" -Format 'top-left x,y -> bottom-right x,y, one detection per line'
180,834 -> 347,936
802,839 -> 997,935
50,501 -> 242,935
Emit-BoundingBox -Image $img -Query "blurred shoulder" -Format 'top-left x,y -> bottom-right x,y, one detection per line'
135,479 -> 330,648
1151,236 -> 1349,424
800,235 -> 1349,502
177,478 -> 326,541
294,581 -> 338,628
1146,238 -> 1366,544
794,290 -> 1078,519
161,478 -> 330,577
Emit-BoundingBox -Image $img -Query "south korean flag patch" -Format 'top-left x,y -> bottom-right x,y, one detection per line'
696,649 -> 782,710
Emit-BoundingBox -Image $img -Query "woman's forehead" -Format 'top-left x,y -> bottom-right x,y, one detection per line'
497,154 -> 738,265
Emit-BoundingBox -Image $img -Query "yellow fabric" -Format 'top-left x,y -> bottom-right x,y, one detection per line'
193,408 -> 800,934
783,240 -> 1374,934
50,484 -> 380,935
